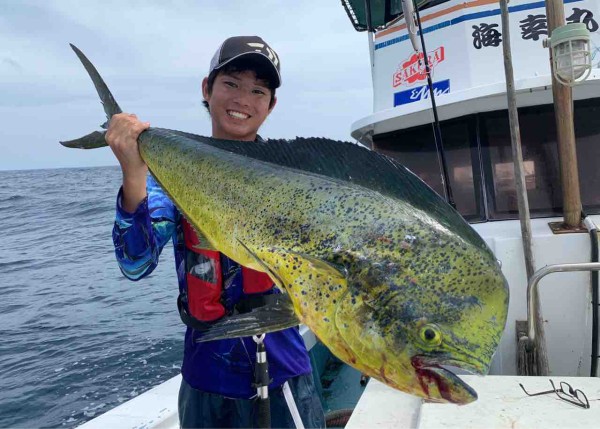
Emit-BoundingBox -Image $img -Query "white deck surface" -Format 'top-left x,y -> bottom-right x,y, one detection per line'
77,374 -> 181,429
346,375 -> 600,429
78,367 -> 600,428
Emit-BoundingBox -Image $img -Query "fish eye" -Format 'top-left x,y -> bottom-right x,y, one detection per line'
419,324 -> 442,347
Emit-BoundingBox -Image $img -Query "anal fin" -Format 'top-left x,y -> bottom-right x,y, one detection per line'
193,294 -> 299,342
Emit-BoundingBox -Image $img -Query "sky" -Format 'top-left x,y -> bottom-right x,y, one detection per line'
0,0 -> 373,171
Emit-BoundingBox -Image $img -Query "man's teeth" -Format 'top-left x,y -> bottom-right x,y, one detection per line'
227,111 -> 249,119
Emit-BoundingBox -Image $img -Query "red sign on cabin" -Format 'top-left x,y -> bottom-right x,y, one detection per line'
393,47 -> 445,88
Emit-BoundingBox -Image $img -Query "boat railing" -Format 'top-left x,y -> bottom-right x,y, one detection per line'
525,262 -> 600,344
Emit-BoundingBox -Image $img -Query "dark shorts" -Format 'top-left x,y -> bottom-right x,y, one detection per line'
178,373 -> 325,428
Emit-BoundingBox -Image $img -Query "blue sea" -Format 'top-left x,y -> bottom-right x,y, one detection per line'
0,166 -> 184,428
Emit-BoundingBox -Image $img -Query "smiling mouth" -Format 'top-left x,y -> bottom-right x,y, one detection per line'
227,110 -> 250,120
412,355 -> 488,404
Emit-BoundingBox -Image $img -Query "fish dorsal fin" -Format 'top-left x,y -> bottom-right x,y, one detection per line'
164,130 -> 487,252
167,130 -> 432,201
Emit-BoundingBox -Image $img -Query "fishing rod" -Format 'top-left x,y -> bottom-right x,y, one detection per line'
254,334 -> 271,428
403,0 -> 456,209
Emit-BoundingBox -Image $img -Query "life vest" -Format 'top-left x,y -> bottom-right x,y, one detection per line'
180,218 -> 274,324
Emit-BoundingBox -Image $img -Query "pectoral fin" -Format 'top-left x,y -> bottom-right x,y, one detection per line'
236,239 -> 286,287
234,241 -> 350,338
186,218 -> 217,251
236,240 -> 347,292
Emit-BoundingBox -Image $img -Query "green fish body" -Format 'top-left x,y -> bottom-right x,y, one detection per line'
63,45 -> 509,404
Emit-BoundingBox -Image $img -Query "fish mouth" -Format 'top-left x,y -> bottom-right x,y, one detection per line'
411,355 -> 488,404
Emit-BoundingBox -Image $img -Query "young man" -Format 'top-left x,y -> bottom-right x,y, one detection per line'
106,36 -> 325,428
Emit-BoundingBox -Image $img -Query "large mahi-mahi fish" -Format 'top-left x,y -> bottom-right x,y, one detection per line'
62,44 -> 509,404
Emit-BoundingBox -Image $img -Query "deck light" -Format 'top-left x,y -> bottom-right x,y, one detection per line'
544,23 -> 592,86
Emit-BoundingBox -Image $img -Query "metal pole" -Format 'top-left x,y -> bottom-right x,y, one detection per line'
545,0 -> 583,227
364,0 -> 373,32
583,216 -> 600,377
499,0 -> 548,375
499,0 -> 536,282
365,0 -> 376,123
363,0 -> 376,149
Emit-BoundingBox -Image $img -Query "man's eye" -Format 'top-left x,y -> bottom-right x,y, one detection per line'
224,81 -> 237,88
253,89 -> 266,95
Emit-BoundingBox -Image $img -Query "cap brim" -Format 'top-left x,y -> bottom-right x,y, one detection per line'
214,51 -> 281,88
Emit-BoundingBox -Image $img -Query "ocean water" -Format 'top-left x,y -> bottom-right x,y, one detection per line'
0,166 -> 183,428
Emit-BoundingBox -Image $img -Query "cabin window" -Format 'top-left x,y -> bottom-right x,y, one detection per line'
371,99 -> 600,223
373,116 -> 485,221
481,100 -> 600,219
573,100 -> 600,213
480,108 -> 562,219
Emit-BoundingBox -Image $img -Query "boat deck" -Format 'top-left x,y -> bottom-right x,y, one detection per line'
78,374 -> 600,428
77,374 -> 180,429
346,376 -> 600,428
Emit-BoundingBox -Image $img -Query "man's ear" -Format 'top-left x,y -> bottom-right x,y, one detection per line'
268,95 -> 277,115
201,77 -> 210,102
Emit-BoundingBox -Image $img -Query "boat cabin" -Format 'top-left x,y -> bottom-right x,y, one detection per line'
342,0 -> 600,223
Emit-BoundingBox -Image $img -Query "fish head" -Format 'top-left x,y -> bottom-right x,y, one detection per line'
335,241 -> 509,405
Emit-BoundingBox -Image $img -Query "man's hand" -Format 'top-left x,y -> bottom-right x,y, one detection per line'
105,113 -> 151,213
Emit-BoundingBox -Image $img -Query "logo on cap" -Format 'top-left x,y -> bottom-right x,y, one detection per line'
247,42 -> 279,67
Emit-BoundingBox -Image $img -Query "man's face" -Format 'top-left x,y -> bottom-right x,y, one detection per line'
202,70 -> 276,141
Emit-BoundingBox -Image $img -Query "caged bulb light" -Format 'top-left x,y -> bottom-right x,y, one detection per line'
544,23 -> 592,87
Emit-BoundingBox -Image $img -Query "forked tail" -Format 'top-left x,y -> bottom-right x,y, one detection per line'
60,44 -> 122,149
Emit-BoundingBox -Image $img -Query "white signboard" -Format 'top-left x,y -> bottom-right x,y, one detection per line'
372,0 -> 600,112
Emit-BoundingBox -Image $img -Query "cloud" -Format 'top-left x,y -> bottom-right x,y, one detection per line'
2,57 -> 23,72
0,1 -> 372,171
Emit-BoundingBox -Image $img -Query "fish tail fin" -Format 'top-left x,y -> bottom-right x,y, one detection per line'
60,130 -> 108,149
60,44 -> 123,149
69,43 -> 122,120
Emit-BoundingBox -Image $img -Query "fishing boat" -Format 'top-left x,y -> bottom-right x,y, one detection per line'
340,0 -> 600,426
79,0 -> 600,427
341,0 -> 600,378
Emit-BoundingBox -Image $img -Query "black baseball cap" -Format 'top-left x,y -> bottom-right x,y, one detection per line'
209,36 -> 281,88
